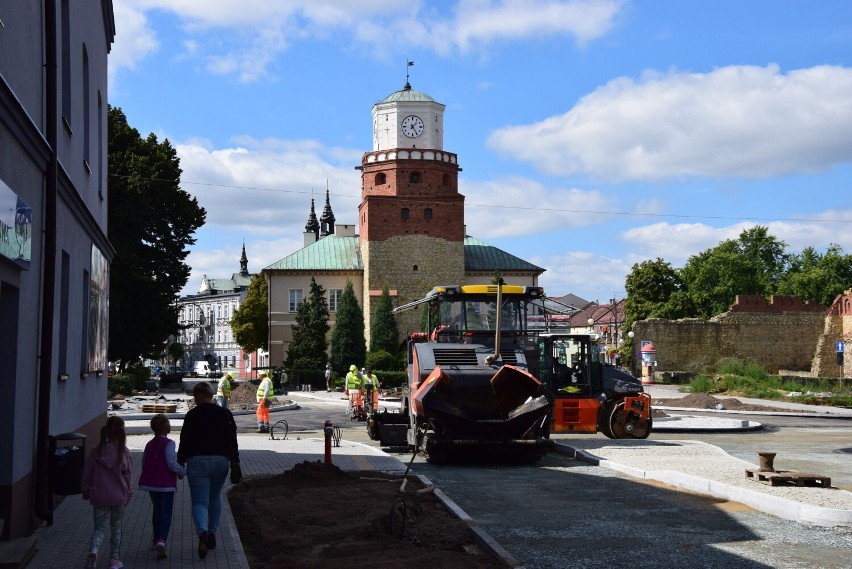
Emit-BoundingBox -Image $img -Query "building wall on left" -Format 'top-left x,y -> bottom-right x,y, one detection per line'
0,0 -> 115,538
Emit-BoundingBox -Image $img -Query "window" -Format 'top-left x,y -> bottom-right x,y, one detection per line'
424,208 -> 433,220
289,289 -> 303,312
409,172 -> 420,183
83,45 -> 90,168
375,173 -> 386,185
61,0 -> 71,127
401,208 -> 409,220
328,289 -> 343,312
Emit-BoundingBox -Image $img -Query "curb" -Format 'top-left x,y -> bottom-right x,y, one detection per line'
417,474 -> 522,568
655,405 -> 852,419
552,442 -> 852,528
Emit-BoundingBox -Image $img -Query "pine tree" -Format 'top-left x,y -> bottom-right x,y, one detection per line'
285,278 -> 330,370
370,285 -> 399,354
330,280 -> 366,372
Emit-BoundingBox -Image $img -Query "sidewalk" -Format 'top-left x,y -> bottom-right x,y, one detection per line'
25,434 -> 408,568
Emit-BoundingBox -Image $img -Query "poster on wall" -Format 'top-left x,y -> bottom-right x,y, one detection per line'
0,179 -> 32,270
88,245 -> 109,372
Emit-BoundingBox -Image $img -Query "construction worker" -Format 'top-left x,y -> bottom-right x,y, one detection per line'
345,365 -> 362,419
363,367 -> 379,411
255,371 -> 274,433
324,364 -> 333,392
216,371 -> 233,409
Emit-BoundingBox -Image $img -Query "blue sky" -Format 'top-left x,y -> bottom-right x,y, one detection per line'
109,0 -> 852,303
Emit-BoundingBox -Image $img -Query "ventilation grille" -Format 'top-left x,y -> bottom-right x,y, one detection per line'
433,348 -> 479,366
560,400 -> 580,424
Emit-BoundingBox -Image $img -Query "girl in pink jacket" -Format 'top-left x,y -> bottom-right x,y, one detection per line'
81,416 -> 133,569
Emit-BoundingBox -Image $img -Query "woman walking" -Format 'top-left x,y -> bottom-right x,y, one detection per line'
177,381 -> 240,559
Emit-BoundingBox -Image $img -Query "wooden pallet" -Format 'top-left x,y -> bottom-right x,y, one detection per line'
745,468 -> 831,488
140,404 -> 177,414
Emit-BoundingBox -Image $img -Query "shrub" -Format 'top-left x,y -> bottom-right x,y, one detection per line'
686,374 -> 717,393
366,350 -> 400,372
377,371 -> 407,389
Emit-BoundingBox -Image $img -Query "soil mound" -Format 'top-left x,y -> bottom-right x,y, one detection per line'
653,392 -> 799,413
229,382 -> 258,405
229,461 -> 500,568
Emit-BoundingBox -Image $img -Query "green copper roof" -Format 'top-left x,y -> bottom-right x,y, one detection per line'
376,84 -> 436,104
464,236 -> 545,273
264,235 -> 362,271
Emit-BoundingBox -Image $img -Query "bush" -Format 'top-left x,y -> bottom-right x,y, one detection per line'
108,374 -> 137,398
685,374 -> 717,393
376,370 -> 407,389
366,350 -> 400,372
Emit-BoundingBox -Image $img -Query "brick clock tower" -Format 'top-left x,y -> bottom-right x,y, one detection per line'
358,79 -> 465,336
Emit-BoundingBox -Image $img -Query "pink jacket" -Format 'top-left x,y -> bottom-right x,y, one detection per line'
81,441 -> 133,507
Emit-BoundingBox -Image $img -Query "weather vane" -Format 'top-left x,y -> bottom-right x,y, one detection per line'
405,59 -> 414,89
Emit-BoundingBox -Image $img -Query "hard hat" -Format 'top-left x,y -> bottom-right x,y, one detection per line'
258,371 -> 268,377
227,372 -> 234,378
349,364 -> 357,371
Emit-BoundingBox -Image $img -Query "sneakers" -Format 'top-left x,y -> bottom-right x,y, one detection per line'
108,559 -> 124,569
84,552 -> 97,569
154,539 -> 167,559
206,532 -> 217,550
198,531 -> 209,559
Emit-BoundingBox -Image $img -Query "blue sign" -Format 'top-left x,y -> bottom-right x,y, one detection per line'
837,341 -> 845,353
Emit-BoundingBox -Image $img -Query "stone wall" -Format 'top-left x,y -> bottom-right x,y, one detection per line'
632,295 -> 829,375
811,290 -> 852,378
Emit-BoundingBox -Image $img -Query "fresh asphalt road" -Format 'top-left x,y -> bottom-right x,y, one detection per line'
247,396 -> 852,569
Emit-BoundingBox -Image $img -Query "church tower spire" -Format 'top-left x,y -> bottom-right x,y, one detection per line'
239,241 -> 248,276
304,198 -> 319,237
320,184 -> 336,237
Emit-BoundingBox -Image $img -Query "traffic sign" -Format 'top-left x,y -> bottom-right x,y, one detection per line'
837,341 -> 845,353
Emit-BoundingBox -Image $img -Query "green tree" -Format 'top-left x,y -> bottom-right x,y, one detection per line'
167,341 -> 183,368
286,278 -> 330,370
624,258 -> 685,323
777,244 -> 852,305
330,280 -> 366,372
108,106 -> 206,367
370,285 -> 399,354
231,274 -> 269,352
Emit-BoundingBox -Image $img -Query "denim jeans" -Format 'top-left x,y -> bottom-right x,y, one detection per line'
186,455 -> 229,536
215,395 -> 229,409
148,490 -> 176,543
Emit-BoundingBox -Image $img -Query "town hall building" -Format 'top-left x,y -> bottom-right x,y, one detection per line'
262,79 -> 545,368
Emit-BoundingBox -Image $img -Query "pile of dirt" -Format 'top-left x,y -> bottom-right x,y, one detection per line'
653,392 -> 797,413
229,461 -> 502,568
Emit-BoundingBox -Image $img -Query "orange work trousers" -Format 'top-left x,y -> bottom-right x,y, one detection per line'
256,401 -> 270,423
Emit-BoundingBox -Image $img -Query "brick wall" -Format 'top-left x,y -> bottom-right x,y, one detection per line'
632,295 -> 831,374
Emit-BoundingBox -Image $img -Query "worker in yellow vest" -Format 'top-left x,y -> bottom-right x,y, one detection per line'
216,371 -> 233,409
345,365 -> 363,418
363,367 -> 380,411
255,371 -> 274,433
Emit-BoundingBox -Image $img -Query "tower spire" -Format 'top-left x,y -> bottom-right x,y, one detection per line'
304,198 -> 319,239
320,181 -> 336,237
239,240 -> 248,276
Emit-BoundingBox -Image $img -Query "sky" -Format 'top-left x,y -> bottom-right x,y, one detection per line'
108,0 -> 852,303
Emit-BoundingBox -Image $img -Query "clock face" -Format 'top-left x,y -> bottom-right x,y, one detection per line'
401,115 -> 424,138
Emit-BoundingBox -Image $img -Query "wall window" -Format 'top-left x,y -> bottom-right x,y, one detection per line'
409,172 -> 420,183
61,0 -> 71,127
424,208 -> 433,220
289,289 -> 303,312
375,173 -> 386,185
328,289 -> 343,312
401,208 -> 409,220
82,45 -> 90,168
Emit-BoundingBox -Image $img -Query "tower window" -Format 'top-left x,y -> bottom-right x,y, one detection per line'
424,208 -> 433,220
413,265 -> 419,271
401,208 -> 410,220
409,172 -> 420,183
375,172 -> 386,185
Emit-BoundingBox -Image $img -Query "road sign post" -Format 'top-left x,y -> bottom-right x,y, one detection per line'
836,341 -> 845,390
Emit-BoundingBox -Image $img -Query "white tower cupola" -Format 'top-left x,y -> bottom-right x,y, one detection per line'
372,81 -> 445,151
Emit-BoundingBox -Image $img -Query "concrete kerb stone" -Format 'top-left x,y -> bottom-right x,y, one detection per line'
553,442 -> 852,528
418,475 -> 521,568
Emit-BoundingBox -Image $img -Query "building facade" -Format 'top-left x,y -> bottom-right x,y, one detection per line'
263,81 -> 544,369
0,0 -> 115,538
175,244 -> 256,376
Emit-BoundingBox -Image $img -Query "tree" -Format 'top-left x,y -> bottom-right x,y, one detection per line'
370,286 -> 399,354
108,106 -> 206,367
329,280 -> 366,372
231,274 -> 269,352
167,341 -> 183,369
624,258 -> 685,323
777,244 -> 852,305
285,278 -> 330,370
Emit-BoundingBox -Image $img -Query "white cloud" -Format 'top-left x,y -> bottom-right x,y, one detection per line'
110,1 -> 159,72
488,64 -> 852,181
112,0 -> 624,82
536,250 -> 628,301
174,137 -> 362,234
461,177 -> 611,238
